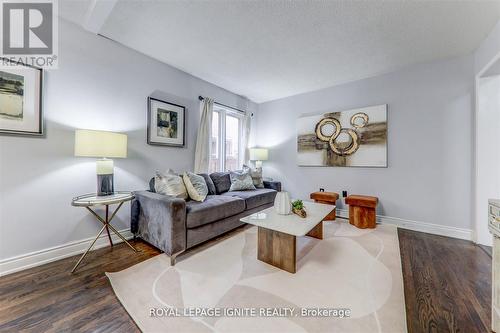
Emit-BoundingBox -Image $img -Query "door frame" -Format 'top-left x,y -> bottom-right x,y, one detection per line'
473,51 -> 500,245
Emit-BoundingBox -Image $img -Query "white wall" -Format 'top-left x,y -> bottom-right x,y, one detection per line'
475,20 -> 500,76
475,75 -> 500,246
256,55 -> 474,232
0,19 -> 256,271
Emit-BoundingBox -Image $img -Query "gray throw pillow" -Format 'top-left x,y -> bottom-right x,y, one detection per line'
198,173 -> 216,195
183,172 -> 208,202
209,172 -> 231,194
154,169 -> 188,199
229,170 -> 256,191
243,164 -> 264,188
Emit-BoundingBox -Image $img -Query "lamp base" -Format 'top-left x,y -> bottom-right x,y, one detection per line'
255,160 -> 263,168
96,158 -> 114,196
97,174 -> 114,196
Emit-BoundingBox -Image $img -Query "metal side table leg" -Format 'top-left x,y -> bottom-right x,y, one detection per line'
107,223 -> 137,252
85,203 -> 137,253
71,192 -> 137,273
96,202 -> 137,252
104,205 -> 113,247
71,224 -> 107,273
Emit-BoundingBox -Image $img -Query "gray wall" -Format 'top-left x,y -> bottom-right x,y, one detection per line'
255,55 -> 474,229
475,20 -> 500,75
0,20 -> 256,261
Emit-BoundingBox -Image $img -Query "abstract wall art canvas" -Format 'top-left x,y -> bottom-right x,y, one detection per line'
0,59 -> 43,136
0,71 -> 24,120
147,97 -> 185,147
297,104 -> 387,167
157,109 -> 178,139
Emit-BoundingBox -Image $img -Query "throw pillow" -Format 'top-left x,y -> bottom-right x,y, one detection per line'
154,169 -> 188,199
243,164 -> 264,188
209,172 -> 232,194
229,170 -> 256,191
198,173 -> 217,195
183,172 -> 208,202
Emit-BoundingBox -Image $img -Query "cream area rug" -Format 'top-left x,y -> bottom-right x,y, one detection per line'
107,221 -> 407,333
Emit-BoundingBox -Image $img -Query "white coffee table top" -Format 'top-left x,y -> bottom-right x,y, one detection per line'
241,201 -> 335,236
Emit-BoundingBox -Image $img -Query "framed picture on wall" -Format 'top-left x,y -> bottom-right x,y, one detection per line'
147,97 -> 186,147
297,104 -> 387,167
0,59 -> 43,136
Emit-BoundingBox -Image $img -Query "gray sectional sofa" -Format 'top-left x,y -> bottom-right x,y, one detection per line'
131,171 -> 281,264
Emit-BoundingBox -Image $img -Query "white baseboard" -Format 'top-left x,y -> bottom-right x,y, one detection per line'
0,229 -> 133,277
337,209 -> 473,241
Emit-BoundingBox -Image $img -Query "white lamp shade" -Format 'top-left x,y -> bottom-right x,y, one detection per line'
249,148 -> 268,161
74,129 -> 127,158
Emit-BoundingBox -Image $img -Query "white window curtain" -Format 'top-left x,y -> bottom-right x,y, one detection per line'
194,97 -> 214,173
242,109 -> 252,166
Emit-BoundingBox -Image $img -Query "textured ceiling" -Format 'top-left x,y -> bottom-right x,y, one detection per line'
61,1 -> 500,103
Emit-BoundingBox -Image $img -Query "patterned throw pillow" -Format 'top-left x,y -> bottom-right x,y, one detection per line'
229,170 -> 256,191
183,172 -> 208,202
154,169 -> 188,199
243,164 -> 264,188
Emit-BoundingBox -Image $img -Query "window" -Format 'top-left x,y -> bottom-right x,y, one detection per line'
209,111 -> 219,173
225,115 -> 240,171
209,105 -> 244,173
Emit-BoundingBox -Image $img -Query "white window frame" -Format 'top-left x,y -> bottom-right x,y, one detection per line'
212,104 -> 244,172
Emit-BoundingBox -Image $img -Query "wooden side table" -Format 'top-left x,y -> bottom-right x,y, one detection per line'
71,192 -> 137,273
345,195 -> 378,229
310,191 -> 339,221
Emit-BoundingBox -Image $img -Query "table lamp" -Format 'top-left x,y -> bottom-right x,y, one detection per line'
249,148 -> 268,168
74,129 -> 127,196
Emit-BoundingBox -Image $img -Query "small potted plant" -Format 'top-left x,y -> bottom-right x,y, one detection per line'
292,199 -> 307,218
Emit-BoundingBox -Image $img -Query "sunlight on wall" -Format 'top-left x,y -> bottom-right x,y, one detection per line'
258,126 -> 293,148
3,161 -> 95,198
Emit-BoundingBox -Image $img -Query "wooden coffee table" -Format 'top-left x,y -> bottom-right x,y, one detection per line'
240,201 -> 334,273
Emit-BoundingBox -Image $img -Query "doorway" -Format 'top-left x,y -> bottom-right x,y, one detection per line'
475,57 -> 500,246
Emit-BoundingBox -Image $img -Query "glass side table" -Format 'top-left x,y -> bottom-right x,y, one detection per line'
71,191 -> 137,273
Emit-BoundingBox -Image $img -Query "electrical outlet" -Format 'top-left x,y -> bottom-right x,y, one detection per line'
342,190 -> 348,198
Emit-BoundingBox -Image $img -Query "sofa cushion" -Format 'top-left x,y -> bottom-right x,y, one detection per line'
210,172 -> 231,194
198,173 -> 216,195
186,195 -> 245,228
222,188 -> 277,210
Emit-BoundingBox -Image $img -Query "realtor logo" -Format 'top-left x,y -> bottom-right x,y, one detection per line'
3,2 -> 53,54
1,0 -> 58,68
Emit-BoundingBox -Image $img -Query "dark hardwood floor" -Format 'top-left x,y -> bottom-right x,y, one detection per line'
0,240 -> 160,333
479,244 -> 493,258
0,229 -> 493,333
399,229 -> 492,333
